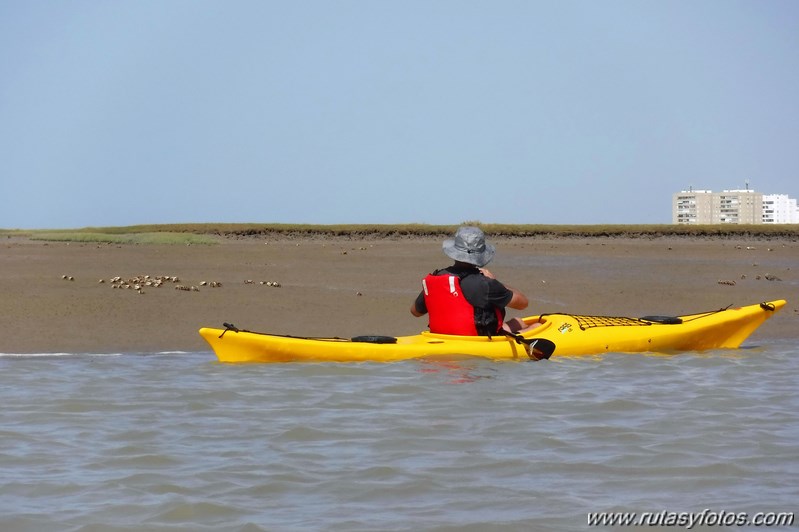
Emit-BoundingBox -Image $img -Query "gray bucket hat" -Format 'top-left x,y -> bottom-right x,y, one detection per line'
442,226 -> 495,267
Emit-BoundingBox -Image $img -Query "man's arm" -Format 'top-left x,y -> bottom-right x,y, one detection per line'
410,292 -> 427,317
480,268 -> 529,310
504,287 -> 529,310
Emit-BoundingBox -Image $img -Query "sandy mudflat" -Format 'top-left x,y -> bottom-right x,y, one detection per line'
1,234 -> 796,353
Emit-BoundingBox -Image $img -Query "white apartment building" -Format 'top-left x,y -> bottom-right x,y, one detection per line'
763,194 -> 799,223
673,188 -> 797,224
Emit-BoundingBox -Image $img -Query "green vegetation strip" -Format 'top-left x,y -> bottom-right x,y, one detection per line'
84,222 -> 798,239
2,223 -> 797,241
26,232 -> 218,245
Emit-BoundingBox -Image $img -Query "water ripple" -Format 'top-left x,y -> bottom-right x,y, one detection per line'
0,348 -> 796,531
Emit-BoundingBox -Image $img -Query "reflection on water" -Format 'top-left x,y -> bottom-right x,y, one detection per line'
1,343 -> 797,531
418,358 -> 501,384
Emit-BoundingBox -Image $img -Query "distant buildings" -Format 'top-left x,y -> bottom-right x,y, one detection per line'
763,194 -> 799,224
672,188 -> 799,224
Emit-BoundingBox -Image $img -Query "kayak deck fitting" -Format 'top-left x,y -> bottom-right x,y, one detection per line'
199,299 -> 786,364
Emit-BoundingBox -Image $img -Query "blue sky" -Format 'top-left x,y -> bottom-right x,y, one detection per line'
1,1 -> 797,228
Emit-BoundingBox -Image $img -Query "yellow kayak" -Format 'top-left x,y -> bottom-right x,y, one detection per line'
199,299 -> 786,364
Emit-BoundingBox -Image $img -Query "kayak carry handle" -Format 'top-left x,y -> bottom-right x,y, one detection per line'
220,322 -> 240,338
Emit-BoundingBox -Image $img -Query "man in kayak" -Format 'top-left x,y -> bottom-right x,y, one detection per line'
410,226 -> 539,336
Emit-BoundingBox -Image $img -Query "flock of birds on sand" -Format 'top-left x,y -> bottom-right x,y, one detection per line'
61,274 -> 282,294
58,244 -> 786,295
61,269 -> 782,294
717,273 -> 782,287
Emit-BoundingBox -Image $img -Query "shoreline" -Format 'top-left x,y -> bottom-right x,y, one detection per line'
1,234 -> 796,354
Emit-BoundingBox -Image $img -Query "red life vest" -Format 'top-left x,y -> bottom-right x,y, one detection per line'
422,273 -> 503,336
